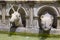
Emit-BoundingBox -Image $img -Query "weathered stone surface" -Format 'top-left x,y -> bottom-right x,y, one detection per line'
0,1 -> 60,35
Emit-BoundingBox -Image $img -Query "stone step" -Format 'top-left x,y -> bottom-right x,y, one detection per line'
0,26 -> 60,34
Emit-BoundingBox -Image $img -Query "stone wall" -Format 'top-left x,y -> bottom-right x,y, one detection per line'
0,1 -> 60,34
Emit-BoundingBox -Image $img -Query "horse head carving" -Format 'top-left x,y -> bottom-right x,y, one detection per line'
40,12 -> 54,31
10,5 -> 23,27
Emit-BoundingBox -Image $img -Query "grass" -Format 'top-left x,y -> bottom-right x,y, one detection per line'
0,31 -> 60,37
0,31 -> 60,40
0,33 -> 60,40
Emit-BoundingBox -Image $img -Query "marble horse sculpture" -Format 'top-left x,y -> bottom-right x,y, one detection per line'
40,12 -> 54,34
9,5 -> 23,36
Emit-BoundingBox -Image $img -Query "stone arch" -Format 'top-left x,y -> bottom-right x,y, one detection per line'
37,5 -> 59,29
18,7 -> 26,27
9,5 -> 26,27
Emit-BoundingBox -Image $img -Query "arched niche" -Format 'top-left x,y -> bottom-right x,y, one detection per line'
9,5 -> 26,27
37,5 -> 59,29
18,7 -> 26,27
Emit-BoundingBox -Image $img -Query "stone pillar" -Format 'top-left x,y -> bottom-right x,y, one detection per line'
26,8 -> 30,28
2,4 -> 6,24
57,18 -> 60,29
29,7 -> 34,28
57,7 -> 60,29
